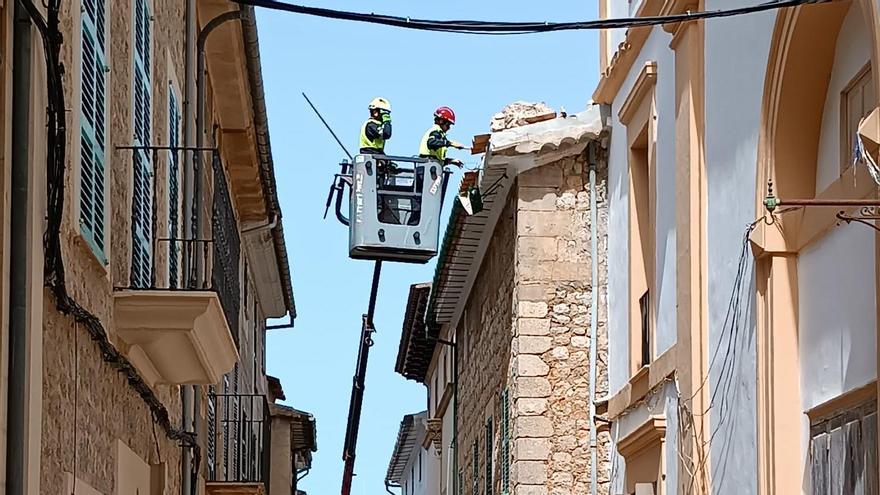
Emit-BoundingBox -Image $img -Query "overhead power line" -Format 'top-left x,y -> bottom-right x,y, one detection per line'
233,0 -> 833,35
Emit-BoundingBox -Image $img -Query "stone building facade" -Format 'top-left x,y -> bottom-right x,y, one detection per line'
0,1 -> 310,494
395,107 -> 610,495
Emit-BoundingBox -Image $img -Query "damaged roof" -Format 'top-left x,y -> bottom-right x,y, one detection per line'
394,284 -> 435,383
385,412 -> 427,485
427,105 -> 607,330
269,403 -> 318,456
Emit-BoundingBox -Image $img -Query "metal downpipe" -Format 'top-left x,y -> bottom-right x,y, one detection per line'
7,2 -> 32,494
181,1 -> 197,492
587,142 -> 600,495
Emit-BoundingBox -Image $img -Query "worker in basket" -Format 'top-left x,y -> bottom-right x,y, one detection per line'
419,106 -> 467,167
359,97 -> 392,155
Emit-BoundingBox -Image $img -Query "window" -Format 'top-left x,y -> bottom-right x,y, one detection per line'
809,398 -> 877,494
639,291 -> 651,367
168,84 -> 181,287
130,0 -> 153,288
842,64 -> 876,173
484,416 -> 493,495
620,61 -> 657,376
500,389 -> 510,494
419,449 -> 423,481
80,0 -> 108,262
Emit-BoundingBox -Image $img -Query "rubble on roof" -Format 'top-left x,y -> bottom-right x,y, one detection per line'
490,101 -> 557,132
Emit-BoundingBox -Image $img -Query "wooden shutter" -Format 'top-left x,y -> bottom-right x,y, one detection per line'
501,388 -> 510,493
809,399 -> 878,495
485,417 -> 493,495
80,0 -> 107,261
130,0 -> 153,288
472,439 -> 478,495
167,86 -> 180,288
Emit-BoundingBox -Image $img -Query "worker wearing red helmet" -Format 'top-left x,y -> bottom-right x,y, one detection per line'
419,106 -> 467,166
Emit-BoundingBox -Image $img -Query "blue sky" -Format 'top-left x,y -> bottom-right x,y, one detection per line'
257,1 -> 599,492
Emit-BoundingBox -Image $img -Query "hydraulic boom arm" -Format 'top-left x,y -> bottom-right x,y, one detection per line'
340,260 -> 383,495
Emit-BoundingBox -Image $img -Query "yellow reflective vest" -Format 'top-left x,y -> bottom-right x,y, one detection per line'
419,124 -> 447,161
359,118 -> 385,152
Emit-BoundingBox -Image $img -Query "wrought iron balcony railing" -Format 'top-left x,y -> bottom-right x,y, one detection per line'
117,145 -> 241,342
206,392 -> 270,485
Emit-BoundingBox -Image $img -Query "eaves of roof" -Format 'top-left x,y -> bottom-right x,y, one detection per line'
394,284 -> 435,383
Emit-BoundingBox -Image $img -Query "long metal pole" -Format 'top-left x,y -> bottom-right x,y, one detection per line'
302,92 -> 354,161
588,144 -> 599,495
340,260 -> 382,495
7,3 -> 32,493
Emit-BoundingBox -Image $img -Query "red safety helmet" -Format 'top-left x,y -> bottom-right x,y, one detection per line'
434,106 -> 456,124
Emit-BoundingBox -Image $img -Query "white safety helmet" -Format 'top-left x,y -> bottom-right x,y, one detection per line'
368,97 -> 391,112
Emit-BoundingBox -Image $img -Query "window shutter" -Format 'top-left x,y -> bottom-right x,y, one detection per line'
80,0 -> 107,261
501,388 -> 510,493
809,400 -> 878,495
485,417 -> 493,495
472,440 -> 478,495
130,0 -> 153,288
167,86 -> 180,288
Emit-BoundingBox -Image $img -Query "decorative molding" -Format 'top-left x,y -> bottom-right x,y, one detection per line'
422,418 -> 444,452
619,61 -> 658,125
618,416 -> 667,459
592,0 -> 664,104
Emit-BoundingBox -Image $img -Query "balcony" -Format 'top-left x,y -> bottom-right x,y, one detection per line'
113,146 -> 240,387
206,393 -> 270,495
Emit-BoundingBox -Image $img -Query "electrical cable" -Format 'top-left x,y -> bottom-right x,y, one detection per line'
233,0 -> 834,35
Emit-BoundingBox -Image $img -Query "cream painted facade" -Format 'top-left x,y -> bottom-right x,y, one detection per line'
597,0 -> 880,494
0,1 -> 311,495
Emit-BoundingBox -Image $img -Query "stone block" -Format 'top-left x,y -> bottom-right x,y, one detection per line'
516,416 -> 554,438
519,258 -> 553,281
518,318 -> 551,336
519,164 -> 563,188
552,261 -> 589,281
517,398 -> 548,416
518,301 -> 548,318
571,336 -> 589,348
519,236 -> 558,261
518,187 -> 559,211
518,285 -> 552,302
519,336 -> 552,355
517,377 -> 551,398
515,461 -> 549,484
518,211 -> 572,237
516,486 -> 549,495
516,438 -> 552,460
517,355 -> 549,377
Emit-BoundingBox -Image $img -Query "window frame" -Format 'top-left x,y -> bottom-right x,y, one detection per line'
619,61 -> 658,377
840,63 -> 875,174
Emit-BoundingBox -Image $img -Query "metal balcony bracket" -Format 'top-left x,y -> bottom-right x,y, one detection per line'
836,207 -> 880,233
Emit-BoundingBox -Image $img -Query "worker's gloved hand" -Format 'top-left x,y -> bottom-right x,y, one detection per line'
449,159 -> 463,167
450,141 -> 467,150
381,112 -> 392,123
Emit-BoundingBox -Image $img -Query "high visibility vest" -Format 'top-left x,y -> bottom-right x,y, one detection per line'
359,119 -> 385,152
419,124 -> 446,161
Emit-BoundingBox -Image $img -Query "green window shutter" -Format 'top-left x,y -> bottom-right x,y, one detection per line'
472,440 -> 478,495
501,388 -> 510,494
485,417 -> 493,495
80,0 -> 107,262
168,86 -> 180,288
131,0 -> 152,288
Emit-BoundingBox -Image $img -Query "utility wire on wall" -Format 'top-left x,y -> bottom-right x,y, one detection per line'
234,0 -> 834,35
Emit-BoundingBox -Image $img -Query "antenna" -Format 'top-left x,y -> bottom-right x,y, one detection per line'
302,92 -> 354,161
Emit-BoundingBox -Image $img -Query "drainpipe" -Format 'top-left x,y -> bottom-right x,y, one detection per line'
452,330 -> 459,495
7,3 -> 32,494
587,141 -> 600,495
181,1 -> 196,493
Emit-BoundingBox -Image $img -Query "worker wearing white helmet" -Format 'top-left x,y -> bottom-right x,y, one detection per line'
359,97 -> 393,155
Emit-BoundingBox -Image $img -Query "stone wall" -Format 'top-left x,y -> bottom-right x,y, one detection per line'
42,1 -> 189,493
511,154 -> 610,495
456,151 -> 610,495
457,190 -> 516,494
